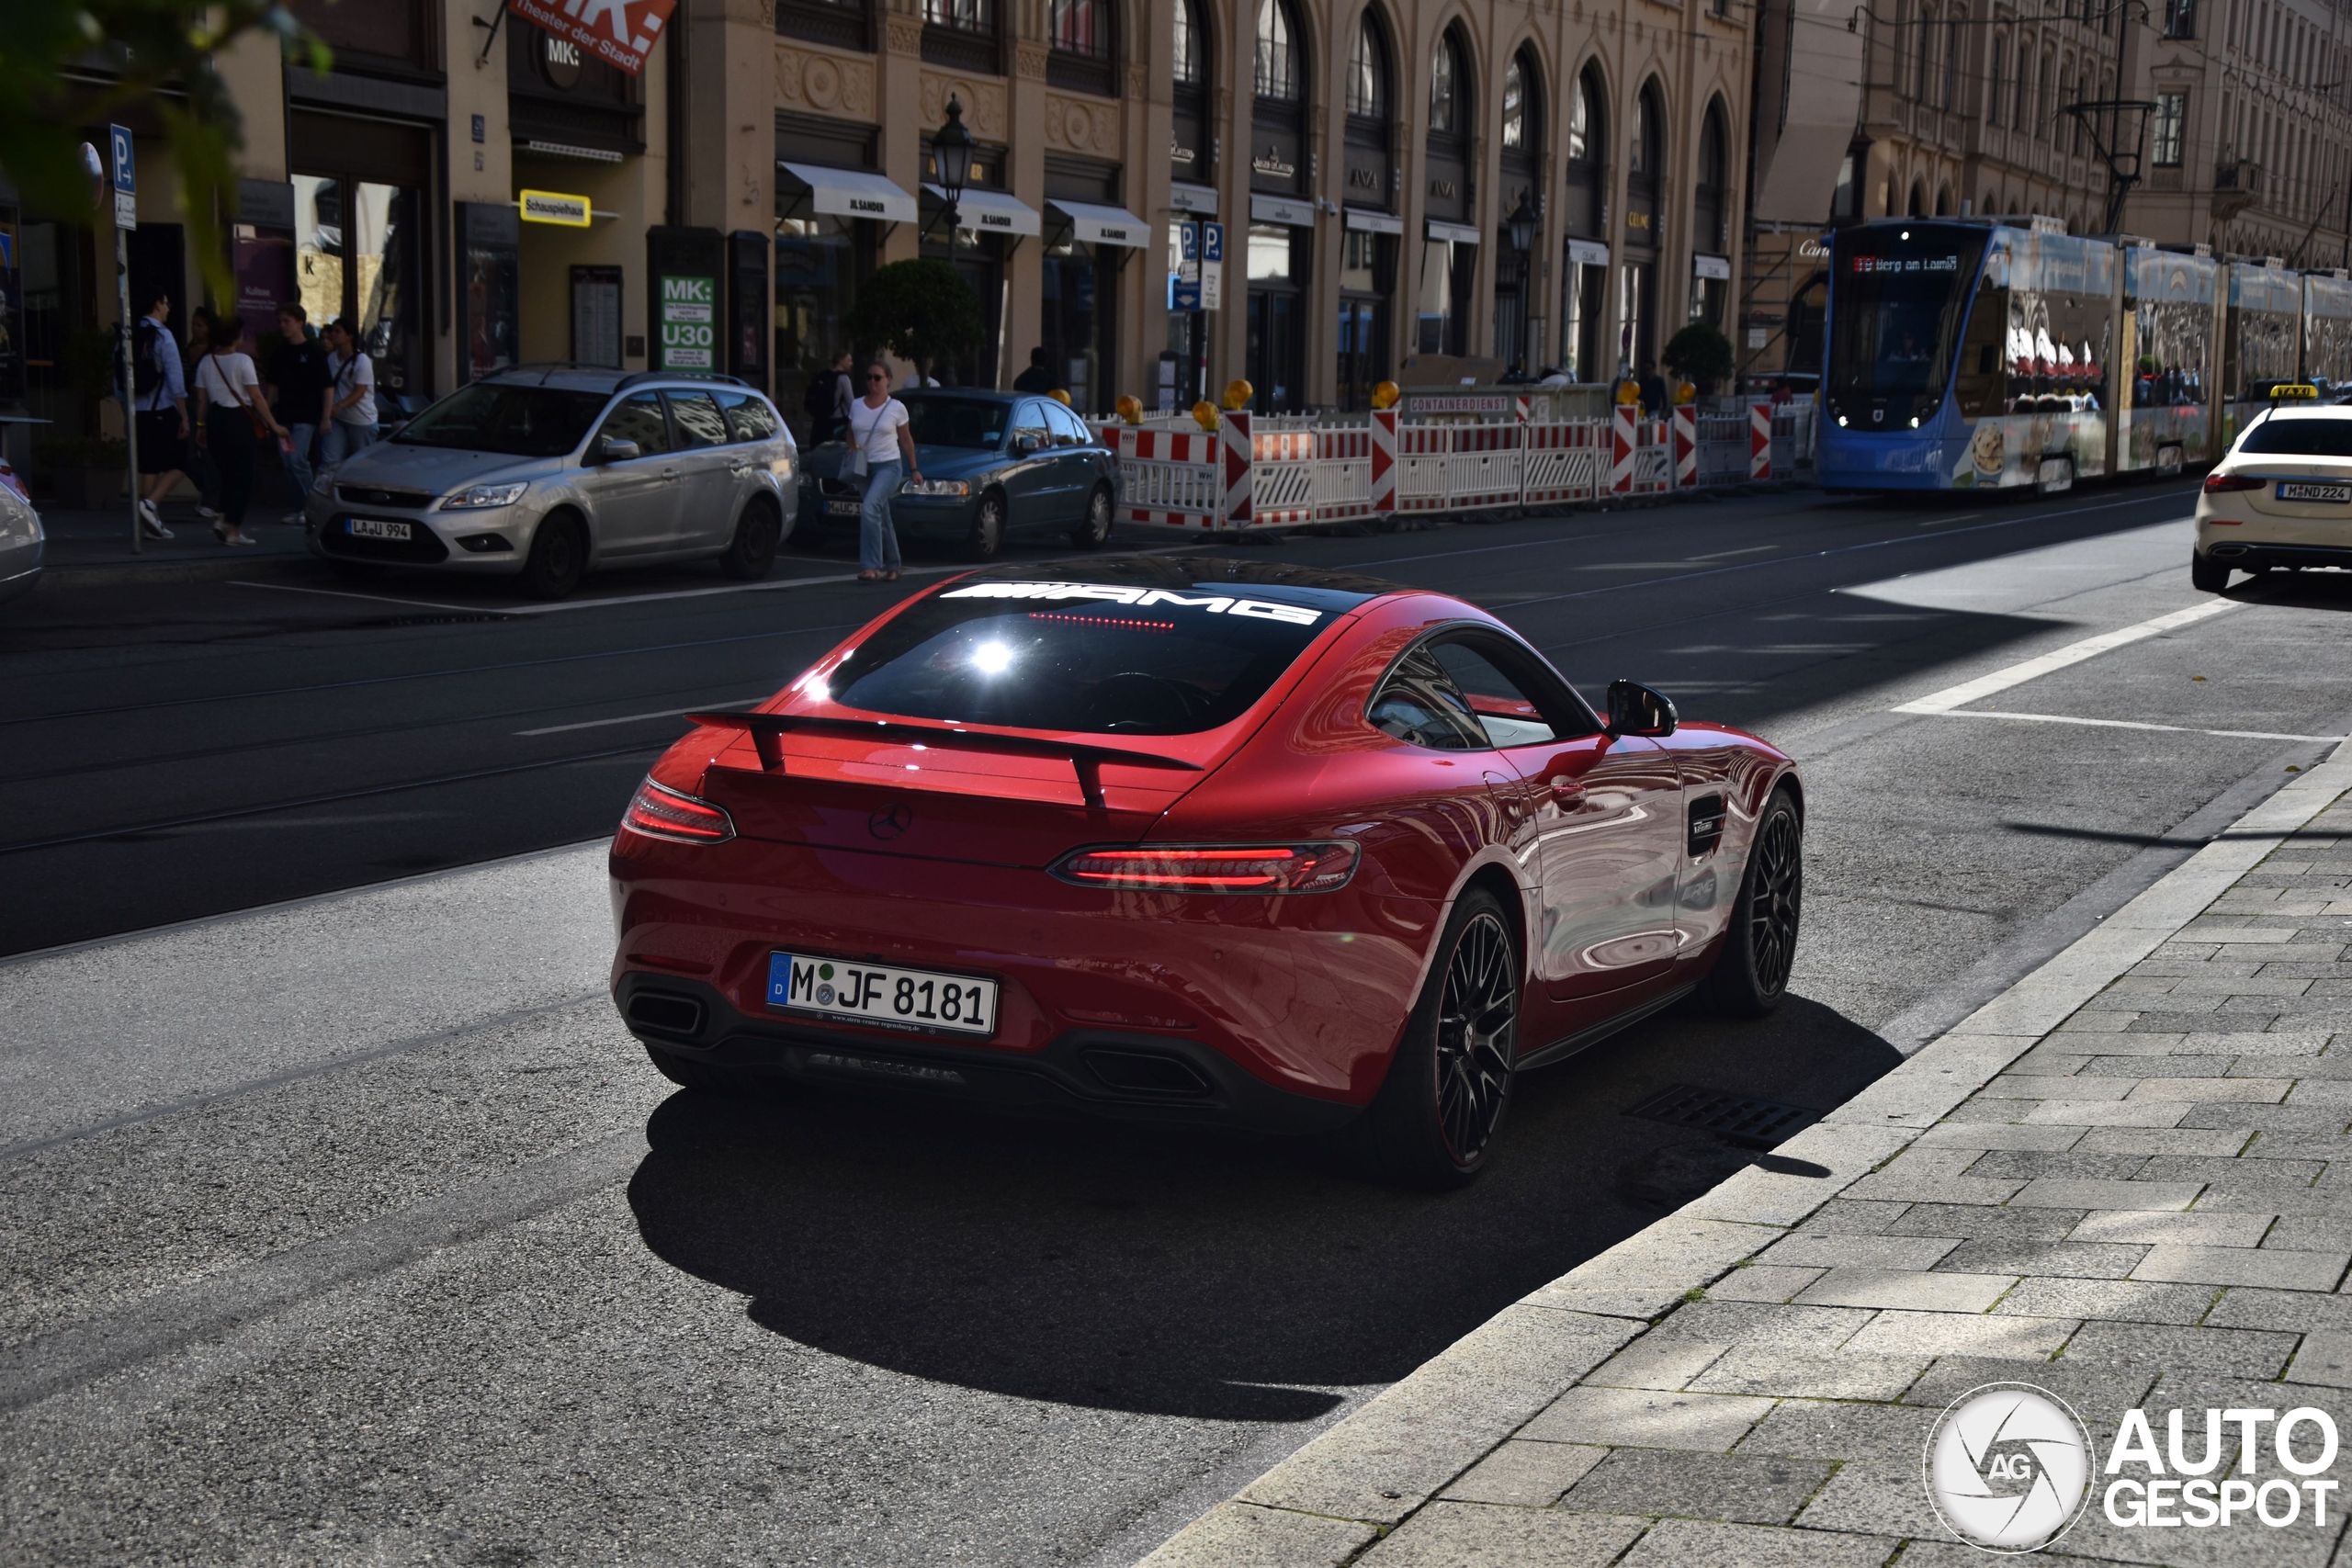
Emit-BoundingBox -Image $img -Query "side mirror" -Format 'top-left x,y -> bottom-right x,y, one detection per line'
598,435 -> 640,464
1011,434 -> 1040,457
1605,679 -> 1678,739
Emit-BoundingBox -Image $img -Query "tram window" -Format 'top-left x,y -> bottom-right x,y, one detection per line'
1953,278 -> 2008,417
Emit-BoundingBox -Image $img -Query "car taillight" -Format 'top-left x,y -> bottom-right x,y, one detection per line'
1051,841 -> 1361,893
621,778 -> 735,843
2203,472 -> 2265,492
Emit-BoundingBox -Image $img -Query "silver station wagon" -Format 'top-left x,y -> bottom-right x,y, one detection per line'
304,365 -> 797,599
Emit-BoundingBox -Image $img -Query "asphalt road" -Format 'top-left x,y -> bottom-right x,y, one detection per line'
6,482 -> 2352,1564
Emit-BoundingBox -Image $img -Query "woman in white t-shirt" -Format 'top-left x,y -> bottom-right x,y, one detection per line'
193,314 -> 290,547
845,362 -> 922,582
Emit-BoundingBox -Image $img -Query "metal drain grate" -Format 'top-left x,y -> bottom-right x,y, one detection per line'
1624,1084 -> 1821,1149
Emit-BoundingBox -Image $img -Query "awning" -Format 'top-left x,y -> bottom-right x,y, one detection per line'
1426,220 -> 1481,245
1250,194 -> 1316,228
777,163 -> 918,224
922,185 -> 1041,237
1047,199 -> 1148,246
1344,208 -> 1403,235
1170,182 -> 1219,216
1566,239 -> 1611,267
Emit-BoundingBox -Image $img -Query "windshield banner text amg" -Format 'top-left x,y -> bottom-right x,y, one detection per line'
506,0 -> 675,76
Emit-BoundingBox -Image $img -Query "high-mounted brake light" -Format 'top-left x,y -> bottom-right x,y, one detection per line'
2203,472 -> 2265,493
621,778 -> 736,843
1051,841 -> 1361,893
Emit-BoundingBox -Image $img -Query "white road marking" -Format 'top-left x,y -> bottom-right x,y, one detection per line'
1916,709 -> 2344,744
1890,599 -> 2239,714
515,699 -> 766,737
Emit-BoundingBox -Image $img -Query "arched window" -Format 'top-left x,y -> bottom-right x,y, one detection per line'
1565,62 -> 1607,238
1347,12 -> 1390,118
1430,29 -> 1464,134
1936,183 -> 1953,215
1171,0 -> 1212,181
1502,53 -> 1530,152
1987,32 -> 2005,123
1943,11 -> 1961,107
1049,0 -> 1106,57
1916,6 -> 1936,100
1632,79 -> 1663,178
1908,180 -> 1925,216
1175,0 -> 1204,84
1255,0 -> 1300,102
1627,78 -> 1664,248
1694,99 -> 1729,254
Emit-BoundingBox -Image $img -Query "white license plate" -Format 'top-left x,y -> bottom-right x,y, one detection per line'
765,952 -> 998,1037
2277,482 -> 2351,503
348,516 -> 413,540
826,500 -> 862,516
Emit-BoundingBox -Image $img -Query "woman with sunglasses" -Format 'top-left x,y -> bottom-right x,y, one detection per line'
845,362 -> 922,583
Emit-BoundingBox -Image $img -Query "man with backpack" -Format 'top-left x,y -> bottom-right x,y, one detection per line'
128,290 -> 189,538
801,349 -> 854,444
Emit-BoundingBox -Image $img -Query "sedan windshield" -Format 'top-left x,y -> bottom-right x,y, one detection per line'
899,396 -> 1011,450
395,386 -> 610,457
2237,416 -> 2352,457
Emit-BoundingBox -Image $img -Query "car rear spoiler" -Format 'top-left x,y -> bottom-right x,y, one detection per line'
684,710 -> 1204,809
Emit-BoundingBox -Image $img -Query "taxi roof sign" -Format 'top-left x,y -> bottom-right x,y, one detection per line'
2271,382 -> 2322,400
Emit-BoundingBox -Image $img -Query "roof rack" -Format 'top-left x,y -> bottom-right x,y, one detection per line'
617,369 -> 752,389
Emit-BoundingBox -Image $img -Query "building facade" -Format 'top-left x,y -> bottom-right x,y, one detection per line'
4,0 -> 1758,470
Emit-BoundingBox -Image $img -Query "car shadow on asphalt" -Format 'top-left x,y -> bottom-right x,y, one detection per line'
626,992 -> 1899,1421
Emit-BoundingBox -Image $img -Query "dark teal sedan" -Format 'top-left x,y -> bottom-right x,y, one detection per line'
795,389 -> 1121,559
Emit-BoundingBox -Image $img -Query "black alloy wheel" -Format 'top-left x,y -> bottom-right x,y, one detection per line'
1701,788 -> 1803,1016
1069,484 -> 1114,549
520,512 -> 588,599
967,491 -> 1007,561
718,498 -> 782,580
1362,887 -> 1520,1188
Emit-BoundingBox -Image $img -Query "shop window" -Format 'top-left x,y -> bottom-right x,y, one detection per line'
293,174 -> 424,414
1418,235 -> 1475,355
775,211 -> 874,443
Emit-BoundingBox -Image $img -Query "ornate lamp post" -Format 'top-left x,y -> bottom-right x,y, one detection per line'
933,96 -> 976,235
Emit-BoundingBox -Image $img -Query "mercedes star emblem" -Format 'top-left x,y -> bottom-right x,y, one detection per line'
868,801 -> 915,840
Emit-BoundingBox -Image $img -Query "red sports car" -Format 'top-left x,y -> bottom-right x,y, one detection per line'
609,558 -> 1803,1185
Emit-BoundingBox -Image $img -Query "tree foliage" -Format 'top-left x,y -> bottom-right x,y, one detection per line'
0,3 -> 330,310
1662,321 -> 1736,389
846,260 -> 984,379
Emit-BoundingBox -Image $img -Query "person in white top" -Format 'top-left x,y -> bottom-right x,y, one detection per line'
846,362 -> 922,583
192,313 -> 290,547
322,319 -> 379,465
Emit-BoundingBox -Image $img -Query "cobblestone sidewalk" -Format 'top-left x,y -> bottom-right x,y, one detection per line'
1148,753 -> 2352,1567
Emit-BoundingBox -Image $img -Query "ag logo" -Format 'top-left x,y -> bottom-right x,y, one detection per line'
1924,1382 -> 2095,1552
868,801 -> 914,840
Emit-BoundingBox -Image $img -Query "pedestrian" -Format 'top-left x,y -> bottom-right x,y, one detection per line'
1012,345 -> 1060,394
183,305 -> 226,525
845,360 -> 921,584
320,319 -> 379,465
1637,359 -> 1668,420
126,288 -> 189,539
800,349 -> 854,445
267,303 -> 331,522
193,314 -> 291,547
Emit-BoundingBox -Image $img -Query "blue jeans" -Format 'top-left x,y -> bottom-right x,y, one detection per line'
859,462 -> 903,572
282,423 -> 317,507
322,422 -> 379,466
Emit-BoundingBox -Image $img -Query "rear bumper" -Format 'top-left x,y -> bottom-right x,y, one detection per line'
2199,540 -> 2352,570
615,970 -> 1363,1134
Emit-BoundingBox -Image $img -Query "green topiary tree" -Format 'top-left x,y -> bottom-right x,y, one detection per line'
847,260 -> 985,383
1663,321 -> 1736,392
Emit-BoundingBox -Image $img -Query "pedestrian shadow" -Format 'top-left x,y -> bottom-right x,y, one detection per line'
626,991 -> 1900,1420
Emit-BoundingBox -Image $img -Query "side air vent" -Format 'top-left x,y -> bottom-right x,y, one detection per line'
1688,794 -> 1726,859
1083,1048 -> 1214,1098
626,991 -> 706,1037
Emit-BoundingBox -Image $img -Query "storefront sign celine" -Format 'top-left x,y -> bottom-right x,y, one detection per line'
506,0 -> 676,77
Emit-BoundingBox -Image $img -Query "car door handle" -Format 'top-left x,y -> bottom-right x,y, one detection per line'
660,468 -> 680,480
1550,779 -> 1587,806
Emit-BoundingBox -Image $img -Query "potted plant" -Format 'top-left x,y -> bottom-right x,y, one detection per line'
846,260 -> 985,390
1663,322 -> 1736,398
33,435 -> 130,511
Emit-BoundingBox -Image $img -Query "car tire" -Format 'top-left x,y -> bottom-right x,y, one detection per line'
519,512 -> 588,600
718,498 -> 782,581
324,558 -> 385,583
643,1043 -> 759,1092
2190,552 -> 2231,592
1069,484 -> 1114,549
1361,887 -> 1520,1189
967,491 -> 1007,561
1699,788 -> 1804,1018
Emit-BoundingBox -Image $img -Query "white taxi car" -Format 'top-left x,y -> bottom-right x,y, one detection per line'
2194,388 -> 2352,592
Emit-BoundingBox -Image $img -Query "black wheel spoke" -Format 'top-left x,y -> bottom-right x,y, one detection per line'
1433,910 -> 1516,1165
1743,812 -> 1802,996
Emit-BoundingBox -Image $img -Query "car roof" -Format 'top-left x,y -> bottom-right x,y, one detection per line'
953,555 -> 1410,612
472,364 -> 762,397
900,388 -> 1026,405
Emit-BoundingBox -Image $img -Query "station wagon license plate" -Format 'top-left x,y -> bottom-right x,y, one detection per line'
826,500 -> 862,517
2277,481 -> 2352,503
347,516 -> 413,541
765,952 -> 997,1037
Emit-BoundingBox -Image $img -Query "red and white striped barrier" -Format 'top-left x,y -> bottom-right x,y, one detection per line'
1609,405 -> 1639,494
1671,405 -> 1698,489
1749,400 -> 1771,480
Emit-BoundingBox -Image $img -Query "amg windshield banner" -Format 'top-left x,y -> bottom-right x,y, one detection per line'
506,0 -> 674,77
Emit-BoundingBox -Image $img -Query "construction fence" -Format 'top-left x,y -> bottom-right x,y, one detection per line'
1093,396 -> 1815,534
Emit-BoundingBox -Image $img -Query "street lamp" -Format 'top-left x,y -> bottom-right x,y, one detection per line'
1504,190 -> 1538,255
933,96 -> 976,236
1503,191 -> 1538,376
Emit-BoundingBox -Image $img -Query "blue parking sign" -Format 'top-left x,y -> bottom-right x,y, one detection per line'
1201,222 -> 1223,264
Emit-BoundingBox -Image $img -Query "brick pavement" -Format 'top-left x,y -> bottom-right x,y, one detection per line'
1147,763 -> 2352,1567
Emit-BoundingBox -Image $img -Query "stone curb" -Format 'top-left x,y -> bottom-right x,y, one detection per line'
1137,745 -> 2352,1567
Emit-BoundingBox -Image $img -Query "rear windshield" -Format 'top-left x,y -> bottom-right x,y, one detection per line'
2238,416 -> 2352,457
395,385 -> 609,457
901,396 -> 1010,450
822,581 -> 1341,734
